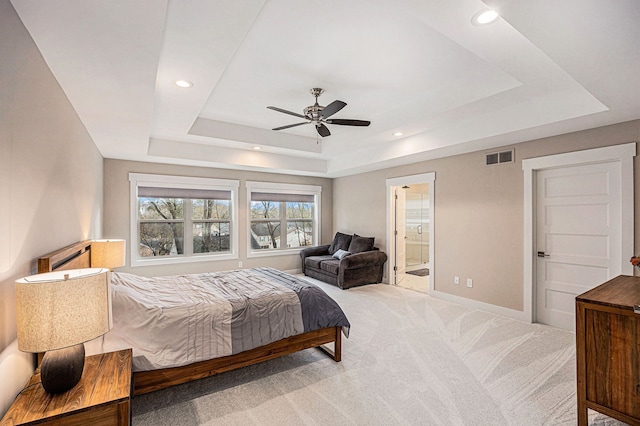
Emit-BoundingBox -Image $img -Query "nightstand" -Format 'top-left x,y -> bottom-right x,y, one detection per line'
1,349 -> 132,426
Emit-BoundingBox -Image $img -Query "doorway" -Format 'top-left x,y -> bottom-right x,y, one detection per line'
522,143 -> 635,330
405,184 -> 430,272
386,173 -> 435,294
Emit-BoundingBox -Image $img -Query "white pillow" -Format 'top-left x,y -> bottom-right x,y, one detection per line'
332,249 -> 352,260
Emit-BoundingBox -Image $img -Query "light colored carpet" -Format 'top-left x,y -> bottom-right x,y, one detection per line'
132,278 -> 625,425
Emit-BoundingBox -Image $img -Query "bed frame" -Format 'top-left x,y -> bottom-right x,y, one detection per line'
38,240 -> 342,395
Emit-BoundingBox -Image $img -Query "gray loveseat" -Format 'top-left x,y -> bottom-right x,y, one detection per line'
300,232 -> 387,289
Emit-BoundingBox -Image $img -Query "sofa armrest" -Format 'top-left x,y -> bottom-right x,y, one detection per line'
340,250 -> 388,269
300,244 -> 330,258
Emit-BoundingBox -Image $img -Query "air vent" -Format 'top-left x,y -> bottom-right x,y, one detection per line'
486,149 -> 514,166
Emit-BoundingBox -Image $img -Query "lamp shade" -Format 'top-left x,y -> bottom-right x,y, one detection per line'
15,268 -> 111,353
91,239 -> 125,269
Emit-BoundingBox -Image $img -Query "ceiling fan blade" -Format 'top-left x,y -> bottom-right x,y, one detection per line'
272,122 -> 309,131
316,123 -> 331,137
320,100 -> 346,119
326,119 -> 371,126
267,106 -> 307,119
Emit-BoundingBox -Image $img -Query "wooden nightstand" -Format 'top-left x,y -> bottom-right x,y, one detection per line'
1,349 -> 132,426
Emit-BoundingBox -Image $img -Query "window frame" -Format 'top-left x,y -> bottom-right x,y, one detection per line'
129,173 -> 239,267
246,181 -> 322,258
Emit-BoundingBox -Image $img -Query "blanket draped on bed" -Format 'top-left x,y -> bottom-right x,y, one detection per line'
101,267 -> 350,371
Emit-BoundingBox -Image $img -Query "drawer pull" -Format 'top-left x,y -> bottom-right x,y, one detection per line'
634,305 -> 640,314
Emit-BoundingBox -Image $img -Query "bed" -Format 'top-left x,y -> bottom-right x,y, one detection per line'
38,240 -> 350,395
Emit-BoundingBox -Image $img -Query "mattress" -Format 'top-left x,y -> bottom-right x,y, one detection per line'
91,267 -> 350,371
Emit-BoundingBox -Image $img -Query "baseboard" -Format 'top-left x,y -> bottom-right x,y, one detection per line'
294,267 -> 525,322
430,289 -> 530,323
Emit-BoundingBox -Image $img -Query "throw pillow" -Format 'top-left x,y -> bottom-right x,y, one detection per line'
348,235 -> 375,254
328,232 -> 353,255
332,249 -> 351,260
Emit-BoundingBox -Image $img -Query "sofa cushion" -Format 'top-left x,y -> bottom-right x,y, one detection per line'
332,249 -> 351,260
320,258 -> 341,275
328,232 -> 353,255
305,255 -> 333,269
348,235 -> 375,253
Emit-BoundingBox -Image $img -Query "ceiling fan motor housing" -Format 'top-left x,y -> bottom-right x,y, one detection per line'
305,88 -> 325,122
304,105 -> 324,122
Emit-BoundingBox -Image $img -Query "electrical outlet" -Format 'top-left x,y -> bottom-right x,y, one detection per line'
239,261 -> 243,268
454,276 -> 460,285
467,278 -> 473,288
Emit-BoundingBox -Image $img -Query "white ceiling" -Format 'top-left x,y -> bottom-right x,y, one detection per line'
11,0 -> 640,177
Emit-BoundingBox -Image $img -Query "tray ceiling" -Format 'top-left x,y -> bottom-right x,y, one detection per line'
11,0 -> 640,176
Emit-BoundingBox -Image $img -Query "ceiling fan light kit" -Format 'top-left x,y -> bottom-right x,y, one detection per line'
267,88 -> 371,137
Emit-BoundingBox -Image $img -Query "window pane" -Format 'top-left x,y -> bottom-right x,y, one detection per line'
250,201 -> 280,219
250,221 -> 280,249
139,198 -> 184,220
192,199 -> 230,220
193,222 -> 230,253
139,222 -> 184,256
286,202 -> 313,219
286,220 -> 313,247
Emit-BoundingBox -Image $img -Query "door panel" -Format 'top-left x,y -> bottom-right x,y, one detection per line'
536,161 -> 621,330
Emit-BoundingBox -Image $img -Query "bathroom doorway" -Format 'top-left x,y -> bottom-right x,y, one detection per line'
386,173 -> 435,294
405,184 -> 430,272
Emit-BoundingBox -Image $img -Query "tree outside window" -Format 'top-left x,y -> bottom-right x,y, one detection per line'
192,199 -> 231,254
138,197 -> 231,258
129,174 -> 239,266
139,198 -> 184,256
249,194 -> 315,251
286,202 -> 313,248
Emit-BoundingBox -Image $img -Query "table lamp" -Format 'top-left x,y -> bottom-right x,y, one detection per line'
91,239 -> 126,270
15,268 -> 111,394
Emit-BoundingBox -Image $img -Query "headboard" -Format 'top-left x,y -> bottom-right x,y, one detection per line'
38,240 -> 92,273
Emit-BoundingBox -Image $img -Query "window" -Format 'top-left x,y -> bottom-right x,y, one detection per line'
129,173 -> 239,266
246,181 -> 321,256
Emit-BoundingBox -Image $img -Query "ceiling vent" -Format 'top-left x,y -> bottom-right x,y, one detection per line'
486,149 -> 514,166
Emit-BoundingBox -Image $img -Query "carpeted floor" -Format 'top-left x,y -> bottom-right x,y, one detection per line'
131,278 -> 625,425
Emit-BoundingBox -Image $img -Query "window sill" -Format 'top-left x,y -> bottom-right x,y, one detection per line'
247,248 -> 307,258
131,252 -> 238,267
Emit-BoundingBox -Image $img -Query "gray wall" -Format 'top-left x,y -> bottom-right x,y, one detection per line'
0,0 -> 104,415
103,159 -> 333,277
334,120 -> 640,311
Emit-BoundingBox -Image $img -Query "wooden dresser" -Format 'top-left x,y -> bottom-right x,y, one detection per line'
576,275 -> 640,426
1,349 -> 132,426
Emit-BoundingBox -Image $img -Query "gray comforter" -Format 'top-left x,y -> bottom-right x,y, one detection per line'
101,267 -> 350,371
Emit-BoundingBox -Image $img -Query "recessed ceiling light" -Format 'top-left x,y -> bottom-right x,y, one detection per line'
175,80 -> 193,88
253,146 -> 261,150
393,132 -> 403,137
472,9 -> 499,25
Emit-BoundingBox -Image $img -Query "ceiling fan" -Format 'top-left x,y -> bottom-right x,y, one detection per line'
267,88 -> 371,137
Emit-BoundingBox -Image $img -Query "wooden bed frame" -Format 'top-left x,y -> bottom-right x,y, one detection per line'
38,240 -> 342,395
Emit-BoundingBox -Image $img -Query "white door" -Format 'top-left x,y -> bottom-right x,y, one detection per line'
395,188 -> 407,285
535,161 -> 621,330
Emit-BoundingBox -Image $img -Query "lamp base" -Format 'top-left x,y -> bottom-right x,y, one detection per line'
40,343 -> 85,394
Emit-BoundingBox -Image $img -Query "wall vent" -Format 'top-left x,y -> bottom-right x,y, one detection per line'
486,149 -> 514,166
